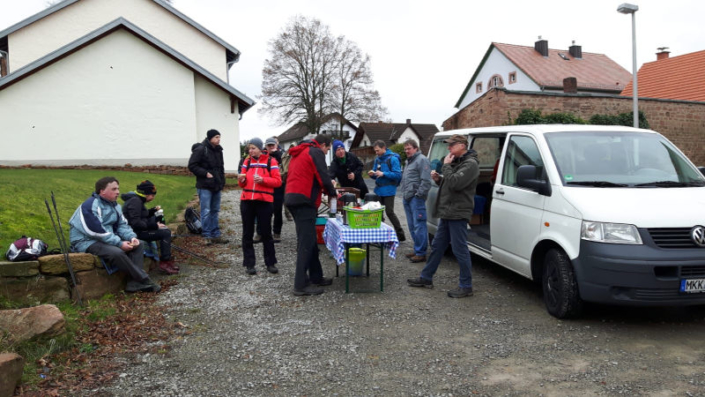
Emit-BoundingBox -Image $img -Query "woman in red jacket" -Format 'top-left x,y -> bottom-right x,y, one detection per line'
238,137 -> 282,275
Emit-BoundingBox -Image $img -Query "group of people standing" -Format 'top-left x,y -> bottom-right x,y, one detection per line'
67,127 -> 479,299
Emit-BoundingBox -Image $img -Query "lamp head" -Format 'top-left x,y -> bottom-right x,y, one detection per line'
617,3 -> 639,14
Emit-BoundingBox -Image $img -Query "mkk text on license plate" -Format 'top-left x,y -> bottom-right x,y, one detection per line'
680,279 -> 705,293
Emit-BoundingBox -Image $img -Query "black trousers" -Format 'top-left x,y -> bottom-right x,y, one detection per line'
258,184 -> 285,236
381,195 -> 405,237
241,200 -> 277,268
136,229 -> 172,261
288,204 -> 324,290
86,241 -> 147,281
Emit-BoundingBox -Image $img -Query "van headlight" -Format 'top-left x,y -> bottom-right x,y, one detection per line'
581,221 -> 643,245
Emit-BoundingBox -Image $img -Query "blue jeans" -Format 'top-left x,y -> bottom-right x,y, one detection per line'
420,219 -> 473,288
197,188 -> 222,238
403,196 -> 428,256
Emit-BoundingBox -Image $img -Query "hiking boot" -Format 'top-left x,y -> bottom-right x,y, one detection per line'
293,285 -> 324,296
405,252 -> 416,259
407,277 -> 433,288
311,277 -> 333,286
210,237 -> 230,244
266,265 -> 279,274
273,233 -> 281,243
246,266 -> 256,275
409,255 -> 427,263
285,212 -> 293,221
447,287 -> 474,298
126,278 -> 161,293
253,234 -> 262,244
159,260 -> 179,275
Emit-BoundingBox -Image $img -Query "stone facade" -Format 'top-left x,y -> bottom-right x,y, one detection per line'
442,88 -> 705,166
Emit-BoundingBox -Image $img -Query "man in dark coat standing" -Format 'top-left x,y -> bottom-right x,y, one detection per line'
328,140 -> 369,198
188,129 -> 229,245
285,134 -> 337,296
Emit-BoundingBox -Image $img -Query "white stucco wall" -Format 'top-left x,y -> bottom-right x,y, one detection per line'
193,75 -> 240,172
396,128 -> 419,146
457,48 -> 538,109
8,0 -> 228,80
0,29 -> 236,169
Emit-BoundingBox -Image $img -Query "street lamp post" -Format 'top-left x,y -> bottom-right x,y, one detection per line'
618,3 -> 639,128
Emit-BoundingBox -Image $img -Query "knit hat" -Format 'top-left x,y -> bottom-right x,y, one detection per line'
265,137 -> 277,146
136,180 -> 157,195
248,137 -> 264,150
332,140 -> 345,153
207,129 -> 221,140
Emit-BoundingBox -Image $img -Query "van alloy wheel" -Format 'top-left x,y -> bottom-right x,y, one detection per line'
542,248 -> 583,319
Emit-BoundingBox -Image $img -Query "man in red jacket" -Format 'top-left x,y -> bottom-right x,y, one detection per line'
285,135 -> 337,296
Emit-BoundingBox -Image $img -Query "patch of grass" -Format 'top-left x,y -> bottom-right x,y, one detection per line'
0,169 -> 197,251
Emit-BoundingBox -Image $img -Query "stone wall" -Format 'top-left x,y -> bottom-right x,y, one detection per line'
0,253 -> 154,305
442,88 -> 705,165
0,164 -> 193,175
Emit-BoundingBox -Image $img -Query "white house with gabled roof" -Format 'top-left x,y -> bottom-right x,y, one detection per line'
0,0 -> 253,171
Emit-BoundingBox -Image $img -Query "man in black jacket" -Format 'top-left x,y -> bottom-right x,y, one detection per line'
188,129 -> 229,245
328,140 -> 369,198
122,180 -> 178,275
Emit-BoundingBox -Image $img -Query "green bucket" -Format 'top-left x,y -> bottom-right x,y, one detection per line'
347,248 -> 366,276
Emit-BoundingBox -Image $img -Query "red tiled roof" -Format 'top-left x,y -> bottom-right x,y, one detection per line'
621,50 -> 705,102
494,42 -> 632,92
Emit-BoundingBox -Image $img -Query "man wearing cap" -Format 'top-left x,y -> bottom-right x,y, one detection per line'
407,134 -> 479,298
328,140 -> 369,198
188,129 -> 229,245
121,180 -> 179,275
69,177 -> 161,293
261,137 -> 285,242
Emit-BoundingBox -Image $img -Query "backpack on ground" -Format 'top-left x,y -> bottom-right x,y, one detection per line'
184,207 -> 203,234
5,236 -> 48,262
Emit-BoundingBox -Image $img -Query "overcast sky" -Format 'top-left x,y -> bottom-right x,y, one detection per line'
1,0 -> 703,142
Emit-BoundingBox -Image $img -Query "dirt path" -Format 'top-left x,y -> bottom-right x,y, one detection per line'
97,188 -> 705,396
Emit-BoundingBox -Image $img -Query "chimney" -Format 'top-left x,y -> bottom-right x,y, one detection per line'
535,36 -> 548,57
569,40 -> 582,59
656,47 -> 670,61
406,119 -> 411,126
563,77 -> 578,94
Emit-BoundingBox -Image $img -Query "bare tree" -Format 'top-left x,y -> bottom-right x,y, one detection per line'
330,40 -> 388,135
260,16 -> 386,136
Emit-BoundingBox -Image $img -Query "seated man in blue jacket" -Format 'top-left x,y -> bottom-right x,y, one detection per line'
69,176 -> 161,293
368,140 -> 406,241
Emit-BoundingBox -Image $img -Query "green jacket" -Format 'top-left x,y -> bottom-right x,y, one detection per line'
433,151 -> 480,221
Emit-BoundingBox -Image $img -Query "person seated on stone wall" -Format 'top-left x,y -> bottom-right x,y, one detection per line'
68,176 -> 161,293
121,180 -> 179,275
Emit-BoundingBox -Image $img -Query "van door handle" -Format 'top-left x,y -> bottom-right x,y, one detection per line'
495,189 -> 505,195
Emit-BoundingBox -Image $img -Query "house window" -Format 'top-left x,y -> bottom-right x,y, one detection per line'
509,72 -> 517,84
476,82 -> 483,93
488,74 -> 504,89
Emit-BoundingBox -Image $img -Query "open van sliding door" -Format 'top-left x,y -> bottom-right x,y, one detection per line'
490,134 -> 547,278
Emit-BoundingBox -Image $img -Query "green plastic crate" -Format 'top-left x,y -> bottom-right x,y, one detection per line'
344,206 -> 385,229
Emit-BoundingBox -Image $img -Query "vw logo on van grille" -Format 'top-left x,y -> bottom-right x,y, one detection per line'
693,226 -> 705,247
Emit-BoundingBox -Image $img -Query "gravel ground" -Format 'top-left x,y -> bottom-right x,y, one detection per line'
96,183 -> 705,396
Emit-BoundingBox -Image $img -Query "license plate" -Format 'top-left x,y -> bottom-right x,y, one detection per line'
680,279 -> 705,293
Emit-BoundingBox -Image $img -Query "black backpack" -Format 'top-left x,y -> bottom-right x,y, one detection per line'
184,207 -> 203,234
5,236 -> 48,262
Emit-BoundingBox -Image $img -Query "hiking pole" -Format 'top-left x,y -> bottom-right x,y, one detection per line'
45,198 -> 83,306
171,243 -> 226,267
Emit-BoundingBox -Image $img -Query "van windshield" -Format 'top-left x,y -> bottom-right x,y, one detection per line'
545,131 -> 705,187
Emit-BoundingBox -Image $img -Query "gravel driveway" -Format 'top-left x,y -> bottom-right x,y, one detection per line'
98,185 -> 705,396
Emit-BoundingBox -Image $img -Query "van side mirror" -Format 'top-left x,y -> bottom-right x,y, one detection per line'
698,166 -> 705,176
516,165 -> 552,196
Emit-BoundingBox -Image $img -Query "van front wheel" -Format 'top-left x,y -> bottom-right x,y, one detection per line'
542,248 -> 583,319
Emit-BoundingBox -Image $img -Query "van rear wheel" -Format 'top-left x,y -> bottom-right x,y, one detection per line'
542,248 -> 583,319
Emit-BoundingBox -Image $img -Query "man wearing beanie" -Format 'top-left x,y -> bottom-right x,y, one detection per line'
328,140 -> 368,198
188,129 -> 229,245
122,180 -> 179,275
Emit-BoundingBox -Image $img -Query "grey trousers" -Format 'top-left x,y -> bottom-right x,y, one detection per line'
86,241 -> 148,281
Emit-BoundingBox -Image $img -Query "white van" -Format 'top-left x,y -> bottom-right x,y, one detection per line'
425,125 -> 705,319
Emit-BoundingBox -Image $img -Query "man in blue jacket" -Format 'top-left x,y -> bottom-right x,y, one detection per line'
69,177 -> 160,293
369,140 -> 406,241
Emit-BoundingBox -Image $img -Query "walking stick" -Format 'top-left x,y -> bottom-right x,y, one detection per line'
46,194 -> 83,306
171,243 -> 227,267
